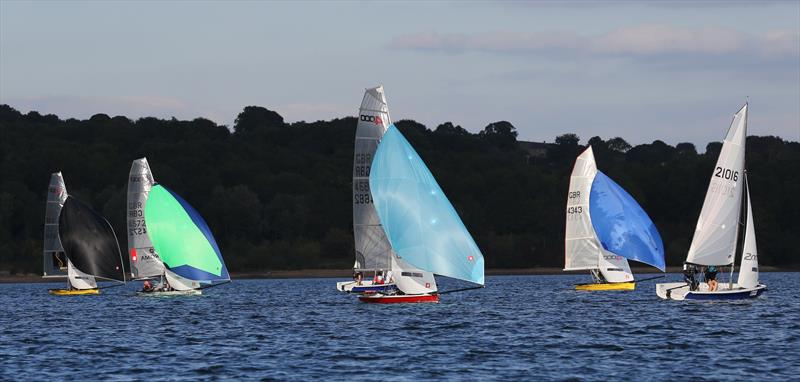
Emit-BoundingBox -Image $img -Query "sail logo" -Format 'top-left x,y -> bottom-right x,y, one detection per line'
360,115 -> 383,125
49,186 -> 64,197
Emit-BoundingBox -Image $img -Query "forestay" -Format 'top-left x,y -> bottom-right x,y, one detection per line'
127,158 -> 165,279
686,104 -> 747,266
145,185 -> 229,290
369,125 -> 485,285
43,172 -> 68,277
352,85 -> 393,271
590,171 -> 666,271
58,196 -> 126,282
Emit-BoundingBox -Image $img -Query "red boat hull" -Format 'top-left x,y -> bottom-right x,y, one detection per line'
359,294 -> 439,304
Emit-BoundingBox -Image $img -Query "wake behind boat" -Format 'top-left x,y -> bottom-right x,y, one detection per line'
564,147 -> 666,291
359,124 -> 485,303
656,104 -> 766,301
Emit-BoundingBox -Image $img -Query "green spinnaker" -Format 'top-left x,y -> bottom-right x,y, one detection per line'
145,185 -> 223,277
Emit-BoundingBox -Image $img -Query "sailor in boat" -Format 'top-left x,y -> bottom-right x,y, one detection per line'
590,269 -> 606,284
142,280 -> 154,293
683,264 -> 699,291
705,266 -> 719,291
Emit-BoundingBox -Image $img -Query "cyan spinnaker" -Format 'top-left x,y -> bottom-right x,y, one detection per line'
369,125 -> 484,285
145,185 -> 229,285
589,171 -> 665,271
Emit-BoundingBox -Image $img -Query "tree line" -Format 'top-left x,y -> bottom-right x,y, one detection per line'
1,104 -> 798,274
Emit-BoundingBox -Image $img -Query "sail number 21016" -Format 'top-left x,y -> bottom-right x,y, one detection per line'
714,167 -> 739,181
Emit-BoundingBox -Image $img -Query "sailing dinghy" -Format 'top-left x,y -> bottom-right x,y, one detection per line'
47,178 -> 126,295
656,104 -> 766,300
142,182 -> 230,295
564,147 -> 666,291
127,158 -> 166,287
359,125 -> 485,303
336,85 -> 397,294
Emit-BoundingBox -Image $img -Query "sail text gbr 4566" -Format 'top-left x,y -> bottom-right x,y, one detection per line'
359,125 -> 485,303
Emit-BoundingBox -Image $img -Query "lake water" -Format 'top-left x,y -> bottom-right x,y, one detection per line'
1,273 -> 798,381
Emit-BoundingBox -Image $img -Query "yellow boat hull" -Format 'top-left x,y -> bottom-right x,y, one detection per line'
575,282 -> 636,291
49,288 -> 100,296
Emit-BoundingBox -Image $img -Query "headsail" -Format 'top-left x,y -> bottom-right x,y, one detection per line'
127,158 -> 166,279
737,177 -> 759,288
353,85 -> 393,271
43,172 -> 68,277
590,171 -> 666,271
369,125 -> 485,285
67,259 -> 98,289
686,104 -> 747,266
58,196 -> 126,282
145,185 -> 229,289
391,254 -> 438,295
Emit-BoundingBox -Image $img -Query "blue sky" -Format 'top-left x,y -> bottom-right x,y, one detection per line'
1,1 -> 798,147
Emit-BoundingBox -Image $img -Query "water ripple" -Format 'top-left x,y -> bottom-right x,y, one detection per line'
1,273 -> 799,380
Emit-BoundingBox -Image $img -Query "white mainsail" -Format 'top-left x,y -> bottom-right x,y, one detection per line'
43,172 -> 97,288
737,179 -> 759,288
127,158 -> 165,279
564,147 -> 633,282
352,85 -> 393,271
686,104 -> 748,266
43,172 -> 68,277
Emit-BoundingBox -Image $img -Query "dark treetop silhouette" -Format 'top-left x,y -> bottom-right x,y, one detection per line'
1,104 -> 798,273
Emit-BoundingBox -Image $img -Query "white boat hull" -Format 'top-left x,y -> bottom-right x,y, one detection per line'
136,289 -> 202,296
656,282 -> 766,301
336,280 -> 396,294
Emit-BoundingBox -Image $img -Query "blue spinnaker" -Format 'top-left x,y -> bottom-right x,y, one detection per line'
589,171 -> 665,271
369,125 -> 485,285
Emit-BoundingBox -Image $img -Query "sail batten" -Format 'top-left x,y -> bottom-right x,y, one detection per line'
369,125 -> 485,285
686,104 -> 748,266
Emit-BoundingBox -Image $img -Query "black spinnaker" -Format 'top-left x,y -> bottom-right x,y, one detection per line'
58,196 -> 126,282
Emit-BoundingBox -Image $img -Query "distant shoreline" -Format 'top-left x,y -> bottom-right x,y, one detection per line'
1,265 -> 796,283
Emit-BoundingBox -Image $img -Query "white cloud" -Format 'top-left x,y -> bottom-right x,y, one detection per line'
388,25 -> 799,60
